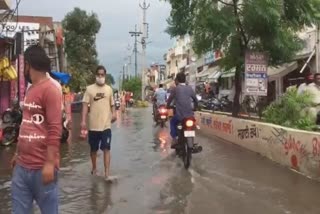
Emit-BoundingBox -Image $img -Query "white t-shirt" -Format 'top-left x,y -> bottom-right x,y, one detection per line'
305,83 -> 320,105
297,83 -> 308,95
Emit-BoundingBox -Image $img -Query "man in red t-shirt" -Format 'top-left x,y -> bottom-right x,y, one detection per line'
11,45 -> 62,214
125,91 -> 131,107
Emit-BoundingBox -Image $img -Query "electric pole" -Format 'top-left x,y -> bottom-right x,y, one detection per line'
129,25 -> 142,77
140,0 -> 150,100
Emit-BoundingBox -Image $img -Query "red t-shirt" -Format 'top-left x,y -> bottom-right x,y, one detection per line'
125,92 -> 131,101
17,79 -> 62,169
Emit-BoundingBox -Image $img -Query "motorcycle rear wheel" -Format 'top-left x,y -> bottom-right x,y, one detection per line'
2,111 -> 12,124
1,127 -> 17,146
183,139 -> 193,169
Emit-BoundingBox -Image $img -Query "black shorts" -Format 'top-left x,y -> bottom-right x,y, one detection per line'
88,129 -> 112,152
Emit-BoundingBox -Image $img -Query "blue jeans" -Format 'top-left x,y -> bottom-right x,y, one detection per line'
170,114 -> 180,139
11,165 -> 58,214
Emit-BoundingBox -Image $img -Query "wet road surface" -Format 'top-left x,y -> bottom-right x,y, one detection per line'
1,107 -> 320,214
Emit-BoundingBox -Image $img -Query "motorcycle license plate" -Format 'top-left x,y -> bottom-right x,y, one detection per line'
161,115 -> 166,119
184,131 -> 195,137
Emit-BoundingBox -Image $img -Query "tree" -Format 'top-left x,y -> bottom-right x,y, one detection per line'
165,0 -> 320,116
106,73 -> 115,85
62,8 -> 101,91
122,77 -> 142,99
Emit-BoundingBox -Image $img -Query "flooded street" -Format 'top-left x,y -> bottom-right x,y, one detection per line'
1,108 -> 320,214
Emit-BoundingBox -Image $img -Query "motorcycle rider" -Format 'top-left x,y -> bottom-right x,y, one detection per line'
167,72 -> 198,148
153,84 -> 167,121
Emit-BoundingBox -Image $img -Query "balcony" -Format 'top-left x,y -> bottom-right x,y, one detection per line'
178,58 -> 188,69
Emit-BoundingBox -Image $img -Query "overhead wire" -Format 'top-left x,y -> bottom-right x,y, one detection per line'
0,0 -> 22,35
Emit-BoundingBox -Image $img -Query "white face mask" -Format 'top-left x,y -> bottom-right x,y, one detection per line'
96,77 -> 105,85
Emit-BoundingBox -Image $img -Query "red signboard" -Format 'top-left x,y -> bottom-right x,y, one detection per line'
10,80 -> 16,101
18,55 -> 25,102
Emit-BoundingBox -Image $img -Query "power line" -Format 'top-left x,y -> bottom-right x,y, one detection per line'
0,0 -> 23,35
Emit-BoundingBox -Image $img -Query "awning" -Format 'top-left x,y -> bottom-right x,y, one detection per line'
221,68 -> 236,78
268,62 -> 298,81
208,71 -> 222,80
197,66 -> 219,78
50,71 -> 71,85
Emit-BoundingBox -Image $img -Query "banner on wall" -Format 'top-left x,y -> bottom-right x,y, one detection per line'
18,55 -> 25,103
244,51 -> 269,96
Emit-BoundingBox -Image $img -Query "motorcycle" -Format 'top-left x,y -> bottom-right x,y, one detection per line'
156,105 -> 168,128
2,102 -> 22,124
199,97 -> 222,112
220,95 -> 233,112
1,104 -> 22,146
168,105 -> 202,169
115,99 -> 121,110
176,117 -> 202,169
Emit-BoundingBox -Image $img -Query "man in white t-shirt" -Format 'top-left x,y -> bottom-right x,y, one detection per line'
297,73 -> 313,95
304,73 -> 320,121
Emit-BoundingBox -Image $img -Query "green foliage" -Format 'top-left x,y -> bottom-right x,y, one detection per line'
134,100 -> 149,108
106,74 -> 115,85
122,77 -> 142,99
165,0 -> 320,115
62,8 -> 114,91
263,88 -> 316,131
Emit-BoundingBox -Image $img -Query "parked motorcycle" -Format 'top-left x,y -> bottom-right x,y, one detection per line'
199,97 -> 222,112
2,102 -> 22,124
1,103 -> 22,146
220,95 -> 233,112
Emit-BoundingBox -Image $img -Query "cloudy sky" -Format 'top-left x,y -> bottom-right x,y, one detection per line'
18,0 -> 173,83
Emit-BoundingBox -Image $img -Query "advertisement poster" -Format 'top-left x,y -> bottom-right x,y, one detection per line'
244,51 -> 268,96
18,55 -> 25,103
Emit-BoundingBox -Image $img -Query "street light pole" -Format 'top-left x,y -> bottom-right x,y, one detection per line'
140,0 -> 150,100
129,25 -> 142,77
316,23 -> 319,73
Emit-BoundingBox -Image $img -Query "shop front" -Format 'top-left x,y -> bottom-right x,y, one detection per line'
268,61 -> 299,100
0,37 -> 19,115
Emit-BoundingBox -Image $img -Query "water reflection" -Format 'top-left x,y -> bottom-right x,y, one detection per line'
89,179 -> 113,213
152,127 -> 170,157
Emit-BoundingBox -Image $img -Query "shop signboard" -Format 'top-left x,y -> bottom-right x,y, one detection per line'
0,22 -> 40,50
204,50 -> 223,65
244,51 -> 268,96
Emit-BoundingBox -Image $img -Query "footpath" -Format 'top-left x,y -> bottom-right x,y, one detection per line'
196,111 -> 320,181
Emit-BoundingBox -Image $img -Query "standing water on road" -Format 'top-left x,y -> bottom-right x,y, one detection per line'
1,108 -> 320,214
